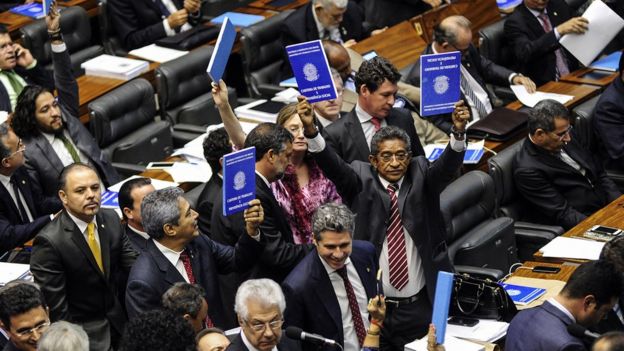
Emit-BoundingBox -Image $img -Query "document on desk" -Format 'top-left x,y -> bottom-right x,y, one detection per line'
510,85 -> 573,108
560,0 -> 624,67
420,52 -> 461,117
107,176 -> 178,193
446,319 -> 509,343
207,17 -> 236,83
129,44 -> 188,63
405,335 -> 484,351
0,262 -> 30,286
539,236 -> 605,260
286,40 -> 337,103
164,162 -> 212,184
222,147 -> 256,216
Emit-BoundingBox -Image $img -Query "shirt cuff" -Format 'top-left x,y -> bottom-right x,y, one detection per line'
49,214 -> 55,221
554,27 -> 561,40
306,133 -> 326,153
449,133 -> 466,152
163,19 -> 176,37
51,42 -> 66,53
251,230 -> 261,241
508,73 -> 519,85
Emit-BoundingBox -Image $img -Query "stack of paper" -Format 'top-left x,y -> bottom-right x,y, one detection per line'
405,335 -> 484,351
129,44 -> 188,63
171,122 -> 258,162
510,85 -> 573,108
446,319 -> 509,343
272,88 -> 300,104
81,55 -> 150,81
234,100 -> 286,123
0,262 -> 30,286
539,236 -> 605,260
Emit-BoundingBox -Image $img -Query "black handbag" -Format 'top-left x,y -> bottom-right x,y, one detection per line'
450,273 -> 518,322
155,25 -> 220,51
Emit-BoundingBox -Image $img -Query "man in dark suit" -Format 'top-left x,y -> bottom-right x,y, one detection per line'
282,203 -> 378,351
0,25 -> 53,113
323,56 -> 426,163
118,309 -> 196,351
0,282 -> 50,351
507,261 -> 622,351
361,0 -> 440,28
0,123 -> 60,261
298,96 -> 469,350
504,0 -> 588,86
405,15 -> 535,134
228,279 -> 301,351
118,177 -> 155,252
513,100 -> 621,231
108,0 -> 202,50
125,187 -> 264,329
11,13 -> 120,209
594,236 -> 624,334
30,163 -> 138,351
162,282 -> 209,335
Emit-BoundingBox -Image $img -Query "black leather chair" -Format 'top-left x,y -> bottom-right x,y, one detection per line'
98,0 -> 127,56
19,6 -> 104,77
440,170 -> 518,275
478,18 -> 515,104
88,78 -> 173,178
183,183 -> 206,209
239,9 -> 293,98
156,46 -> 238,147
487,139 -> 564,261
565,0 -> 588,12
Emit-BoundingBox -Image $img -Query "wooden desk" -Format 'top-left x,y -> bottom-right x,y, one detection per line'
509,261 -> 577,282
506,81 -> 601,111
247,0 -> 309,11
352,21 -> 427,70
559,68 -> 618,88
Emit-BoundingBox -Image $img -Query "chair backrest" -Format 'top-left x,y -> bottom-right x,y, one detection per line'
572,94 -> 601,152
487,139 -> 526,219
20,6 -> 103,76
240,9 -> 294,97
565,0 -> 587,12
478,18 -> 512,70
98,0 -> 127,56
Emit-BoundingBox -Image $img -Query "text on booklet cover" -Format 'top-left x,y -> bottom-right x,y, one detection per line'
286,40 -> 337,104
223,147 -> 256,216
420,52 -> 461,117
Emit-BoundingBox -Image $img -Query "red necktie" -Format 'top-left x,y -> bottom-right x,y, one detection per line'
537,13 -> 570,78
180,249 -> 214,328
386,184 -> 409,290
370,117 -> 382,132
336,267 -> 366,346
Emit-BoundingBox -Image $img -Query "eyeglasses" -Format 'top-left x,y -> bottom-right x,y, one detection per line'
245,318 -> 283,333
378,151 -> 410,162
550,125 -> 573,141
14,321 -> 50,338
2,139 -> 25,161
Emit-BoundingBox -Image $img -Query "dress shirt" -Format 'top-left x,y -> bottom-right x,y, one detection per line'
42,130 -> 88,166
161,0 -> 192,36
0,173 -> 34,222
527,7 -> 561,39
153,239 -> 191,283
0,68 -> 27,110
315,111 -> 336,128
311,4 -> 341,42
548,297 -> 576,322
128,224 -> 150,240
66,212 -> 101,248
559,149 -> 585,176
241,331 -> 278,351
355,104 -> 388,150
319,256 -> 369,351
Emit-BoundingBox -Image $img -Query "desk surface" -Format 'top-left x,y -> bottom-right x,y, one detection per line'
559,68 -> 618,87
509,261 -> 577,282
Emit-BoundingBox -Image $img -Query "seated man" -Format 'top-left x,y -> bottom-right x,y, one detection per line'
513,100 -> 621,230
405,15 -> 535,133
118,309 -> 196,351
507,260 -> 622,351
504,0 -> 588,86
162,282 -> 209,334
0,282 -> 50,351
593,332 -> 624,351
594,236 -> 624,333
118,177 -> 155,252
361,0 -> 441,28
108,0 -> 202,50
196,328 -> 230,351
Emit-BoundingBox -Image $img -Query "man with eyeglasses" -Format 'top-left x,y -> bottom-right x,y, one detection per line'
0,282 -> 50,351
228,279 -> 301,351
514,99 -> 621,230
0,122 -> 61,262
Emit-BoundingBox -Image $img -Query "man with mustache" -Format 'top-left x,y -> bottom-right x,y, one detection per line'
30,163 -> 138,351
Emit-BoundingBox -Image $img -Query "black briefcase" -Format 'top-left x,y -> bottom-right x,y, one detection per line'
467,108 -> 529,141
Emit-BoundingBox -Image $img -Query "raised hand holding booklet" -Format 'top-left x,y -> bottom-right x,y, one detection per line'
223,147 -> 256,216
420,52 -> 461,117
207,17 -> 236,83
286,40 -> 337,104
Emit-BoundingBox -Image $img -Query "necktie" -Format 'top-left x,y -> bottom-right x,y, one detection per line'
57,133 -> 81,163
336,267 -> 366,346
386,183 -> 409,290
10,178 -> 29,224
155,0 -> 171,17
370,117 -> 382,132
459,73 -> 488,120
180,249 -> 214,328
1,70 -> 25,96
537,13 -> 570,78
87,222 -> 103,272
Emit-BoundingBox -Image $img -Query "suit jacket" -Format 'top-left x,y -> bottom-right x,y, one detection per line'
125,232 -> 263,328
513,138 -> 621,230
405,44 -> 513,133
592,77 -> 624,171
282,241 -> 377,351
197,175 -> 223,237
211,174 -> 313,283
504,0 -> 578,86
30,209 -> 138,351
322,108 -> 425,163
312,139 -> 461,301
0,167 -> 61,257
108,0 -> 202,50
362,0 -> 430,28
226,333 -> 301,351
506,300 -> 586,351
0,63 -> 54,113
22,47 -> 120,208
124,224 -> 148,252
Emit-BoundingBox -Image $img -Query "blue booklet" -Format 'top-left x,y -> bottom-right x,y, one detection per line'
590,51 -> 622,72
207,17 -> 236,83
43,0 -> 52,16
432,271 -> 454,344
211,12 -> 264,27
501,283 -> 546,305
496,0 -> 522,10
286,40 -> 337,104
100,190 -> 119,209
420,52 -> 461,117
10,3 -> 45,19
426,146 -> 484,164
222,147 -> 256,216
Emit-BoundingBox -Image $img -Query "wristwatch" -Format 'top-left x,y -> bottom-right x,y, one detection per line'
451,126 -> 466,140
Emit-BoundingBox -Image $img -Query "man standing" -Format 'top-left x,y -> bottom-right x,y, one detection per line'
117,177 -> 155,252
0,282 -> 50,351
30,163 -> 138,351
282,203 -> 378,351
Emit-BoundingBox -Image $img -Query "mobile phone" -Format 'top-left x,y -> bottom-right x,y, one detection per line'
362,50 -> 378,61
589,225 -> 622,236
448,316 -> 479,327
146,162 -> 175,169
532,266 -> 561,274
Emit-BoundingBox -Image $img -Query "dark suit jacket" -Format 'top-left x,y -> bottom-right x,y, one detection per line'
0,63 -> 54,113
22,47 -> 120,208
504,1 -> 578,86
513,138 -> 621,230
197,175 -> 223,237
593,302 -> 624,334
322,108 -> 425,163
108,0 -> 202,50
226,333 -> 301,351
124,224 -> 148,252
361,0 -> 430,28
282,241 -> 377,351
506,300 -> 586,351
211,174 -> 313,283
405,44 -> 513,133
125,233 -> 263,328
592,77 -> 624,171
313,139 -> 461,301
30,209 -> 138,351
0,167 -> 61,257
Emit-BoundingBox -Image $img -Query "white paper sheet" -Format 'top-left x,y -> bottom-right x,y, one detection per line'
171,122 -> 258,160
560,0 -> 624,66
405,335 -> 484,351
129,44 -> 189,63
510,85 -> 573,108
163,162 -> 212,183
446,319 -> 508,343
539,236 -> 605,260
0,262 -> 30,286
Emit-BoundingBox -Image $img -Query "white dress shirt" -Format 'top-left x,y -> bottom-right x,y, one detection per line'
0,67 -> 28,110
161,0 -> 192,36
355,103 -> 388,151
128,224 -> 150,240
66,212 -> 101,248
527,7 -> 561,39
0,174 -> 34,222
548,297 -> 576,322
153,240 -> 191,283
42,130 -> 88,167
241,330 -> 278,351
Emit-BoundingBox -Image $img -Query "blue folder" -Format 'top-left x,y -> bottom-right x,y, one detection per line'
420,52 -> 461,117
10,3 -> 45,19
427,147 -> 484,164
286,40 -> 337,104
101,190 -> 119,208
43,0 -> 52,16
211,12 -> 264,27
590,51 -> 623,72
432,271 -> 454,344
207,17 -> 236,83
222,147 -> 256,216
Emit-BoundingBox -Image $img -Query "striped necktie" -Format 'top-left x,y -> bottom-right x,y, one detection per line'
386,183 -> 409,290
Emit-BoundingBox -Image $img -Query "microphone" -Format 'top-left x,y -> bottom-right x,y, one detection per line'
285,326 -> 338,346
566,323 -> 601,340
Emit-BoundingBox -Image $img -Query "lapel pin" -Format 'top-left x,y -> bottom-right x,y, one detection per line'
101,224 -> 105,228
21,180 -> 26,184
366,267 -> 371,272
554,12 -> 558,16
